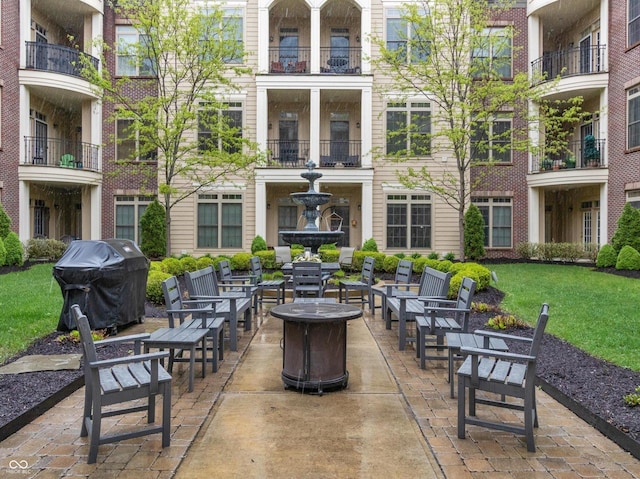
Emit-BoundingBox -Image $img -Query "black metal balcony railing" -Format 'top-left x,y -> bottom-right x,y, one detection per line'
265,140 -> 361,168
531,45 -> 607,83
319,47 -> 361,74
24,136 -> 100,172
268,47 -> 362,74
25,42 -> 99,78
532,138 -> 606,173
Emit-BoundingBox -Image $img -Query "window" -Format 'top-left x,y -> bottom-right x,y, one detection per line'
627,190 -> 640,209
115,196 -> 155,243
471,116 -> 512,162
116,26 -> 155,76
201,7 -> 244,64
198,102 -> 243,154
197,193 -> 243,248
628,86 -> 640,149
581,200 -> 600,245
630,0 -> 640,47
473,197 -> 512,248
386,8 -> 429,63
116,113 -> 157,162
386,102 -> 431,156
386,194 -> 431,248
472,27 -> 512,78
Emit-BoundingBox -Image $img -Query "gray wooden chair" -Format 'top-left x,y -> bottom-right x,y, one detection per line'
457,303 -> 550,452
371,259 -> 413,317
274,246 -> 292,264
250,256 -> 286,306
70,304 -> 172,464
338,256 -> 375,310
338,247 -> 355,270
161,276 -> 225,374
218,259 -> 259,313
292,261 -> 326,298
415,276 -> 476,367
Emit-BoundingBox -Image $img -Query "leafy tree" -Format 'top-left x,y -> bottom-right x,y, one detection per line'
139,199 -> 167,258
464,204 -> 485,260
611,203 -> 640,255
81,0 -> 260,254
0,203 -> 11,239
370,0 -> 578,260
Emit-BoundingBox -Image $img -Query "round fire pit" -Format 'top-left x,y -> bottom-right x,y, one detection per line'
270,301 -> 363,394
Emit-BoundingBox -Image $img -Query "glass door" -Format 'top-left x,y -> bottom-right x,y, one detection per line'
279,29 -> 299,71
279,113 -> 299,165
330,30 -> 349,73
34,113 -> 48,164
579,34 -> 591,74
330,117 -> 349,163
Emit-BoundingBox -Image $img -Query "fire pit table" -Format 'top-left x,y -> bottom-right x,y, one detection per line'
270,301 -> 363,394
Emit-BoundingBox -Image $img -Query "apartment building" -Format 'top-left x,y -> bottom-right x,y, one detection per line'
3,1 -> 638,260
1,0 -> 104,244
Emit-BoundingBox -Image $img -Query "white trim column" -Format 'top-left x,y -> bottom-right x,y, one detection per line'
361,87 -> 372,167
361,179 -> 373,243
18,181 -> 30,242
361,6 -> 371,74
258,5 -> 270,73
600,182 -> 608,246
310,88 -> 321,163
311,7 -> 321,74
256,87 -> 268,153
89,185 -> 101,240
528,185 -> 541,244
255,179 -> 267,238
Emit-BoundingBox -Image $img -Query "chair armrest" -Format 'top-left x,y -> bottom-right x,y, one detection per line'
165,306 -> 217,315
459,346 -> 535,363
183,297 -> 224,303
424,306 -> 470,314
473,329 -> 534,344
88,351 -> 170,369
94,333 -> 150,347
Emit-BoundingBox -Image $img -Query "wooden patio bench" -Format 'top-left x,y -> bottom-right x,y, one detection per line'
371,259 -> 413,317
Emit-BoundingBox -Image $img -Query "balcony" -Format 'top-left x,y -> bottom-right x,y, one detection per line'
531,138 -> 606,173
24,137 -> 100,172
25,42 -> 99,78
268,47 -> 362,75
531,45 -> 606,84
265,140 -> 361,168
319,47 -> 361,74
269,47 -> 310,74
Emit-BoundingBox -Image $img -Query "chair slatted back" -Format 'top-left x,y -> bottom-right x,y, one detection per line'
185,265 -> 220,297
419,267 -> 451,298
361,256 -> 376,285
292,261 -> 325,297
250,256 -> 264,283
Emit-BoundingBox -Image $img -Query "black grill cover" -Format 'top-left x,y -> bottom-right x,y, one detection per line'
54,239 -> 150,331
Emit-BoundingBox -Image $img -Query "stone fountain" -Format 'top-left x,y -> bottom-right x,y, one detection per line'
279,160 -> 344,253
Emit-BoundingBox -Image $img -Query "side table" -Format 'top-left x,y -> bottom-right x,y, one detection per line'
446,332 -> 509,398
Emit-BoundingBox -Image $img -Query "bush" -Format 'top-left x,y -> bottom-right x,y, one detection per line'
382,255 -> 400,273
161,257 -> 184,276
536,242 -> 556,261
464,204 -> 485,260
196,255 -> 215,270
0,204 -> 11,239
557,242 -> 583,263
149,261 -> 165,272
427,252 -> 439,260
230,252 -> 252,271
596,244 -> 617,268
257,250 -> 277,269
515,242 -> 538,260
616,245 -> 640,271
146,270 -> 171,304
361,238 -> 378,252
318,243 -> 338,251
435,260 -> 452,272
319,249 -> 339,263
25,238 -> 67,261
0,237 -> 6,266
251,235 -> 268,254
412,257 -> 429,273
139,199 -> 166,258
612,203 -> 640,255
180,255 -> 198,272
353,251 -> 385,271
3,232 -> 24,266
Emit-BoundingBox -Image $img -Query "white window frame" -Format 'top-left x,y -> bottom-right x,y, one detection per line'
198,102 -> 243,154
630,0 -> 640,47
386,101 -> 431,156
472,115 -> 513,163
472,27 -> 513,79
385,193 -> 432,249
115,25 -> 155,77
628,85 -> 640,150
197,193 -> 244,249
385,7 -> 429,64
115,112 -> 156,162
114,195 -> 155,243
472,197 -> 513,248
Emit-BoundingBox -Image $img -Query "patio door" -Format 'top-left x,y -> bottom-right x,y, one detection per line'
333,205 -> 350,247
34,113 -> 48,164
579,34 -> 591,74
330,113 -> 349,162
330,30 -> 349,73
279,113 -> 298,164
35,23 -> 48,70
279,29 -> 299,69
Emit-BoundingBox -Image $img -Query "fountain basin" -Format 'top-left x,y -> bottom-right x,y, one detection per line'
279,231 -> 344,254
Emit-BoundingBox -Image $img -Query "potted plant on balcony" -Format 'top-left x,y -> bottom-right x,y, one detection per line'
565,156 -> 576,169
584,135 -> 600,167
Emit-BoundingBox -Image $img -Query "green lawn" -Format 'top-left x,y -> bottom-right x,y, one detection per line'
0,263 -> 62,363
1,262 -> 639,372
489,263 -> 640,371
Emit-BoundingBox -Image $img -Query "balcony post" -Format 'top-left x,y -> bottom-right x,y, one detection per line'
311,7 -> 321,74
310,88 -> 320,162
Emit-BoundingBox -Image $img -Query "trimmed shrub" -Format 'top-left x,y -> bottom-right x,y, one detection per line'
149,261 -> 165,272
0,204 -> 11,239
179,255 -> 198,272
25,238 -> 67,261
0,237 -> 6,266
139,199 -> 166,259
412,257 -> 429,273
536,242 -> 556,261
435,260 -> 452,272
230,252 -> 252,271
161,257 -> 184,276
616,245 -> 640,271
427,251 -> 439,260
382,255 -> 400,273
443,252 -> 456,261
4,232 -> 24,266
196,255 -> 215,270
318,243 -> 338,251
464,204 -> 485,260
596,244 -> 617,268
612,203 -> 640,255
251,235 -> 268,254
361,238 -> 378,252
353,251 -> 385,271
146,270 -> 171,304
257,250 -> 277,269
319,249 -> 339,263
515,242 -> 538,260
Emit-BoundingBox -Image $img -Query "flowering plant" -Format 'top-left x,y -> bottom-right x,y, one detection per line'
292,252 -> 322,263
